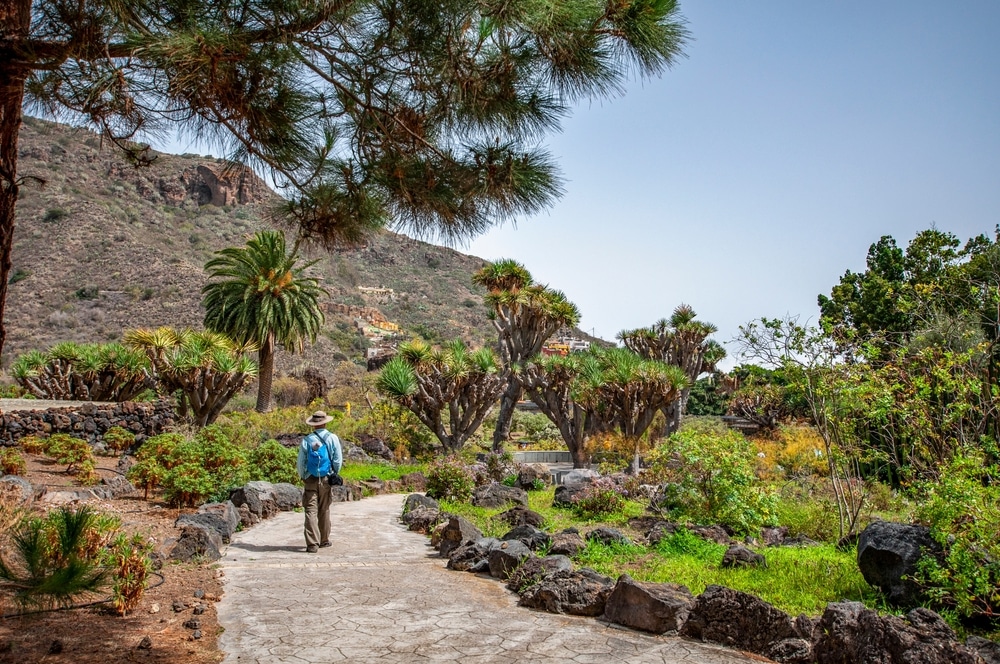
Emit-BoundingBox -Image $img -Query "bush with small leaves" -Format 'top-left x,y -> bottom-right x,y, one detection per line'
102,426 -> 135,455
426,456 -> 475,502
248,439 -> 299,485
127,458 -> 168,499
19,435 -> 46,455
572,479 -> 627,519
105,533 -> 153,616
44,434 -> 93,473
162,462 -> 215,507
0,448 -> 26,475
75,458 -> 100,486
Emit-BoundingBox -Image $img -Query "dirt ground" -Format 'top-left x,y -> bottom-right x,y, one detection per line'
0,453 -> 225,664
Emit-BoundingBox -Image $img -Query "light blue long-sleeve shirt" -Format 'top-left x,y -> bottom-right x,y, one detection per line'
296,428 -> 343,480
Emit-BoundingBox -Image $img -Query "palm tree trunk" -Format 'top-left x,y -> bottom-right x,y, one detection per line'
256,334 -> 275,412
0,1 -> 29,363
491,379 -> 522,453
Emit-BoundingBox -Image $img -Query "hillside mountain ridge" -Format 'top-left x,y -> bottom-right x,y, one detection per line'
6,117 -> 502,376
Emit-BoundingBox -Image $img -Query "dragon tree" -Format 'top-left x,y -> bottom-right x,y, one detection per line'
473,259 -> 580,452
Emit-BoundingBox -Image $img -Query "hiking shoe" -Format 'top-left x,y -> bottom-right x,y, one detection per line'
306,545 -> 318,553
319,541 -> 332,548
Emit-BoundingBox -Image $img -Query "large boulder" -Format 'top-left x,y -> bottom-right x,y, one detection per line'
403,493 -> 439,514
501,525 -> 551,551
857,521 -> 942,605
516,464 -> 550,490
0,475 -> 37,504
169,524 -> 224,562
438,515 -> 483,559
518,568 -> 613,617
176,501 -> 240,544
967,636 -> 1000,664
721,545 -> 767,569
585,527 -> 631,547
447,537 -> 502,572
229,481 -> 278,519
400,472 -> 428,492
506,555 -> 573,593
471,484 -> 528,509
549,529 -> 586,556
495,506 -> 545,528
682,585 -> 802,658
99,474 -> 136,499
271,483 -> 302,510
330,484 -> 363,502
487,540 -> 532,579
813,602 -> 979,664
402,506 -> 442,534
603,574 -> 694,635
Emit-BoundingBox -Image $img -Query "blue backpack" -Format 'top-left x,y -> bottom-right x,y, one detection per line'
306,433 -> 332,478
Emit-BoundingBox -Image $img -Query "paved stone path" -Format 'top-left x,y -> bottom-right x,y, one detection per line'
217,494 -> 759,664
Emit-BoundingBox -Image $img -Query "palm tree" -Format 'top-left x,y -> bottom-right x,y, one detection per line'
473,259 -> 581,452
201,230 -> 326,412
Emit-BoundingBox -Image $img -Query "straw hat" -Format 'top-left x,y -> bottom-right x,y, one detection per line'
305,410 -> 334,426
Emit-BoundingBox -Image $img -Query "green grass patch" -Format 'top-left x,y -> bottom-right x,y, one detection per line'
340,462 -> 423,483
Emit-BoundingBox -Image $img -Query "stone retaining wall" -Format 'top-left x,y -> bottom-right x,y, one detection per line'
0,400 -> 176,446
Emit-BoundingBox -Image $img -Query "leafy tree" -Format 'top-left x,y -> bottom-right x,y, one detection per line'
580,346 -> 687,473
737,317 -> 871,538
125,327 -> 257,426
202,230 -> 326,412
11,341 -> 152,401
375,339 -> 506,452
473,259 -> 580,452
618,304 -> 725,434
0,0 -> 690,363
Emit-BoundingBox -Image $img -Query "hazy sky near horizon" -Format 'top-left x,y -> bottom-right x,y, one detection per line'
159,2 -> 1000,366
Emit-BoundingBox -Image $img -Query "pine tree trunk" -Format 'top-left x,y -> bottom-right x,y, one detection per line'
0,0 -> 30,363
256,334 -> 275,412
491,379 -> 522,453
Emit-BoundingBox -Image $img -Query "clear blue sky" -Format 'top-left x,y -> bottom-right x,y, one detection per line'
159,2 -> 1000,366
459,2 -> 1000,365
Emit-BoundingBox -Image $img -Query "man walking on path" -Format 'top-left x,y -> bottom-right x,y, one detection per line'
297,410 -> 343,553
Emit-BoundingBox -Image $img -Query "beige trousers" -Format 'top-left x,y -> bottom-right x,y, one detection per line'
302,476 -> 332,548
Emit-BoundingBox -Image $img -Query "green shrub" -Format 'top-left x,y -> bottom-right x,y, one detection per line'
127,457 -> 168,498
0,448 -> 26,475
45,434 -> 93,473
103,426 -> 135,455
647,418 -> 777,535
915,449 -> 1000,619
248,439 -> 300,485
573,480 -> 627,519
19,435 -> 46,455
426,456 -> 475,501
162,462 -> 215,507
